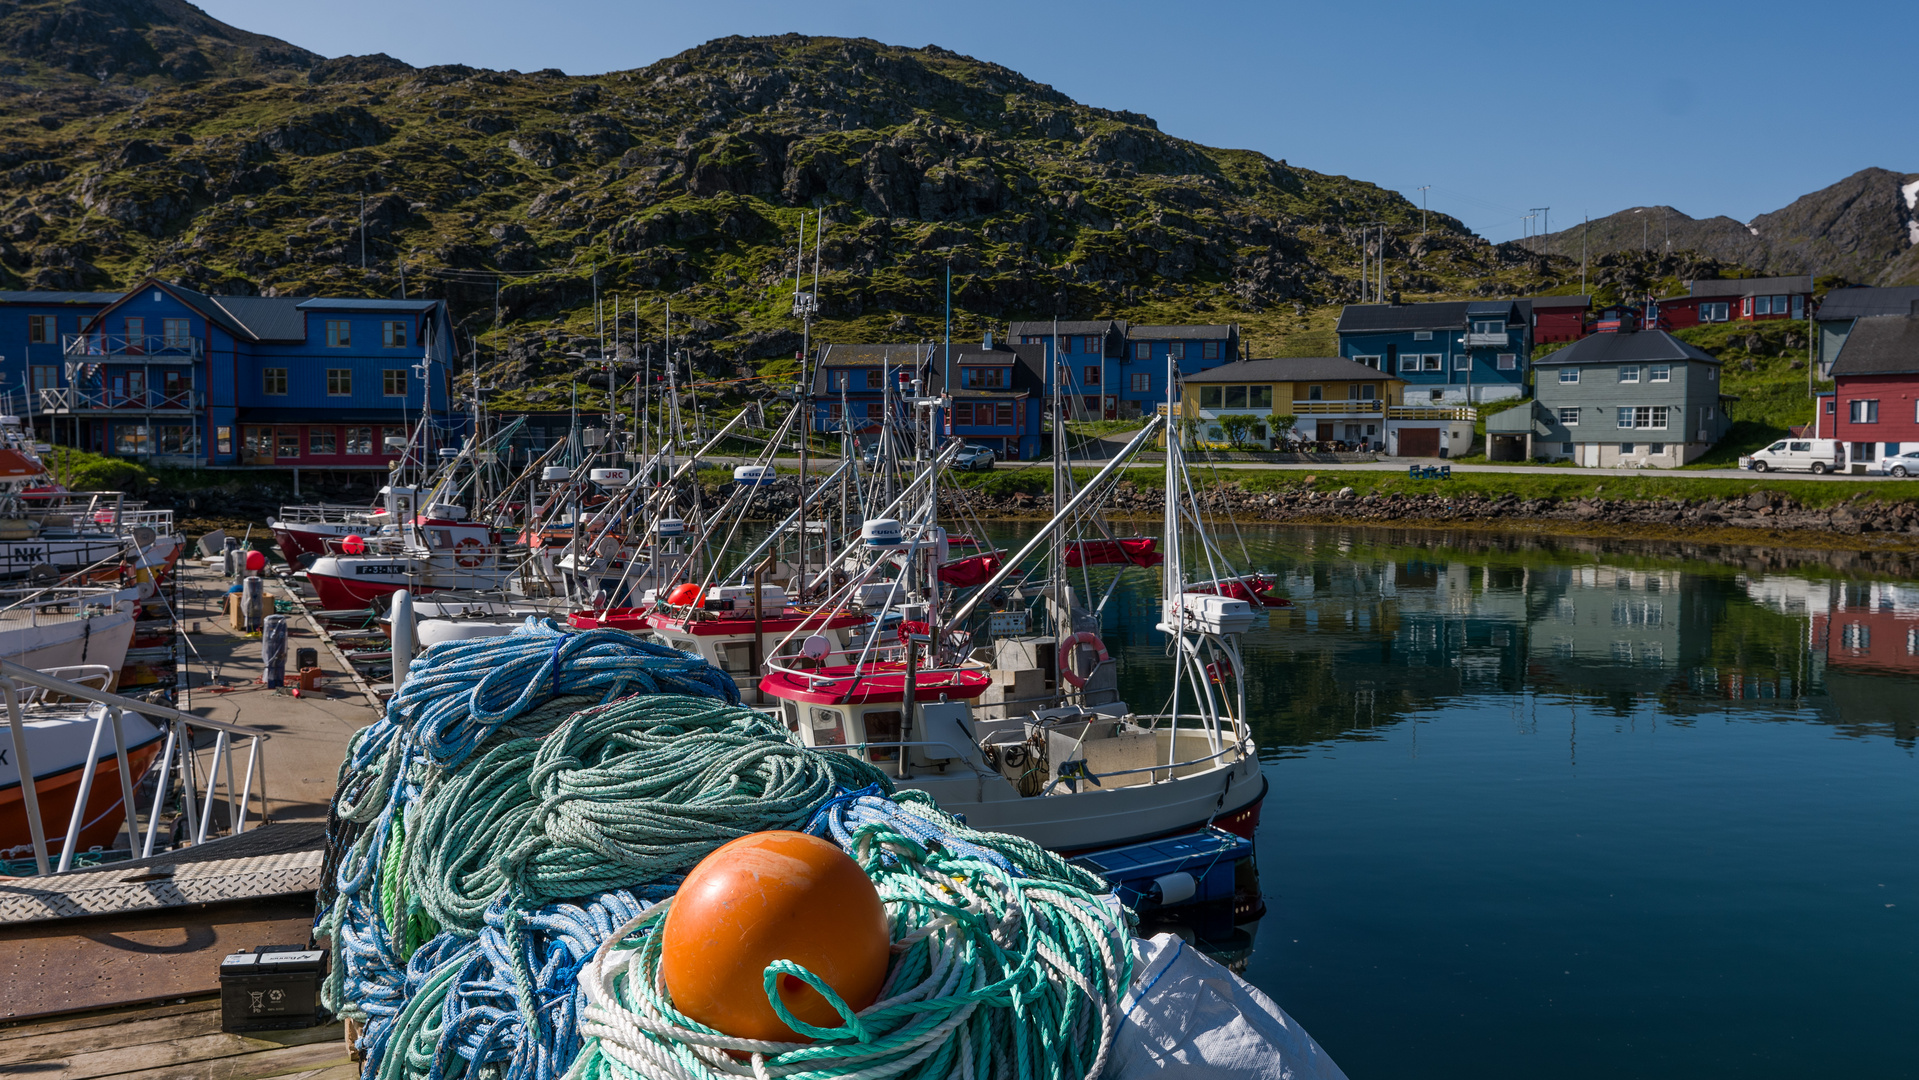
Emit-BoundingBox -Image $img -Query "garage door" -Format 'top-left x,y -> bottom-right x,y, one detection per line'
1398,427 -> 1440,457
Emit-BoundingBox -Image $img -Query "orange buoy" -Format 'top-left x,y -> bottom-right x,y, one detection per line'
666,583 -> 704,607
660,831 -> 890,1042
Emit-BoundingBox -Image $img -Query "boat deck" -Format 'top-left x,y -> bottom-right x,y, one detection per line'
0,995 -> 349,1080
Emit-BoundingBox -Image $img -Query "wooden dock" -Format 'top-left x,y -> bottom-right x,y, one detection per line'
0,996 -> 349,1080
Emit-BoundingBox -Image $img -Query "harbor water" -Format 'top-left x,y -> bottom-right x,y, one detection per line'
1078,524 -> 1917,1079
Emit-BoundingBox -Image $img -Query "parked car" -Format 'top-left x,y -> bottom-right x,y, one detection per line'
953,444 -> 998,471
1742,438 -> 1841,474
1873,449 -> 1919,477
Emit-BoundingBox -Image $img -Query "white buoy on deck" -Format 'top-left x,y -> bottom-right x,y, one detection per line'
390,589 -> 415,688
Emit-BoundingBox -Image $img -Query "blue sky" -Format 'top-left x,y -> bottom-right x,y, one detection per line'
204,0 -> 1915,242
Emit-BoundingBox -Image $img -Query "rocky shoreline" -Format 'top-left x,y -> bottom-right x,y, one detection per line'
947,481 -> 1919,544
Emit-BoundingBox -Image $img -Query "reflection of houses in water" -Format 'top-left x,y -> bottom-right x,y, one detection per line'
1810,581 -> 1919,677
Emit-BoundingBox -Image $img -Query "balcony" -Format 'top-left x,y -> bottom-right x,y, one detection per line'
1464,331 -> 1508,348
62,333 -> 202,362
1389,404 -> 1477,421
1290,399 -> 1384,416
39,387 -> 203,414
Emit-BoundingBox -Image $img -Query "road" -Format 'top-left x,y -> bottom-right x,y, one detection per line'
710,456 -> 1906,482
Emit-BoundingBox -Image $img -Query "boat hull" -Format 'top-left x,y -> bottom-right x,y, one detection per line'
270,520 -> 362,564
306,556 -> 511,610
1,711 -> 166,862
0,610 -> 136,689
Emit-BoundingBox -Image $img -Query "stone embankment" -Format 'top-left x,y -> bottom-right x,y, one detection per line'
949,482 -> 1919,539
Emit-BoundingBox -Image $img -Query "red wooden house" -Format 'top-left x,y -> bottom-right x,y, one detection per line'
1528,294 -> 1590,342
1828,309 -> 1919,465
1656,276 -> 1811,330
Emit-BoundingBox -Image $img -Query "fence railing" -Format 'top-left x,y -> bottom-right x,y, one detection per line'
0,658 -> 271,876
38,387 -> 202,412
61,333 -> 203,359
1388,405 -> 1478,421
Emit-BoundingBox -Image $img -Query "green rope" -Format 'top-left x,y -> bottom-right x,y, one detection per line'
406,695 -> 890,931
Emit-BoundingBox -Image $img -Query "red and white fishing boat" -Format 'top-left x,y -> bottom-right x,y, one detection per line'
305,510 -> 508,609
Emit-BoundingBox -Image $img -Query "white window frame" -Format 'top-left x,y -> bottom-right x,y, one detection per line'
1424,355 -> 1443,371
1453,353 -> 1471,371
1558,368 -> 1579,384
1850,399 -> 1879,424
1414,331 -> 1433,341
1650,364 -> 1670,382
1558,407 -> 1579,426
1649,406 -> 1668,430
1618,366 -> 1640,383
1397,353 -> 1419,372
1496,352 -> 1516,370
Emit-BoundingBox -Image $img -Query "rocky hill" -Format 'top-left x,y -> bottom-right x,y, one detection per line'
0,4 -> 1589,408
1533,167 -> 1919,287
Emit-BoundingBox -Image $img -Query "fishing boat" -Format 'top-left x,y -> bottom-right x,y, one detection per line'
0,666 -> 166,863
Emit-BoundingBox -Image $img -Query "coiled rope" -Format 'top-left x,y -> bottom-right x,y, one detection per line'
572,791 -> 1133,1080
317,618 -> 1134,1080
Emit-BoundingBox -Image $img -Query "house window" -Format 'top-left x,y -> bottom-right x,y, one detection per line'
1453,353 -> 1471,370
1651,364 -> 1670,382
1471,320 -> 1505,334
1649,443 -> 1665,454
1618,407 -> 1636,429
1203,341 -> 1220,360
963,367 -> 1007,389
1792,295 -> 1804,319
1398,353 -> 1420,372
1562,442 -> 1575,454
346,426 -> 374,454
1850,399 -> 1879,423
1134,342 -> 1151,360
309,428 -> 337,455
1618,366 -> 1640,383
1057,336 -> 1073,354
383,369 -> 408,396
162,318 -> 191,347
1616,406 -> 1668,430
263,368 -> 288,395
1414,331 -> 1433,341
27,315 -> 52,343
1306,385 -> 1323,401
1620,443 -> 1635,454
1199,386 -> 1223,409
995,403 -> 1014,427
1083,366 -> 1101,386
327,369 -> 352,396
1083,335 -> 1102,354
30,366 -> 57,392
325,320 -> 351,347
276,428 -> 301,459
243,426 -> 271,457
1649,406 -> 1668,429
1354,355 -> 1380,370
1852,442 -> 1876,462
1130,373 -> 1151,392
1702,302 -> 1730,322
1559,368 -> 1579,384
113,425 -> 152,456
124,317 -> 145,348
1842,624 -> 1870,651
1497,353 -> 1516,370
830,370 -> 850,391
865,369 -> 882,389
1424,355 -> 1443,371
1755,296 -> 1771,316
382,321 -> 408,348
1224,386 -> 1249,408
216,426 -> 232,454
1250,386 -> 1273,409
1742,297 -> 1753,317
1558,407 -> 1579,426
1357,384 -> 1377,400
1771,295 -> 1788,314
1167,342 -> 1186,361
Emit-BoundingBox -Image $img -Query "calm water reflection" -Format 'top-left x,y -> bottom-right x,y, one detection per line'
1082,525 -> 1917,1080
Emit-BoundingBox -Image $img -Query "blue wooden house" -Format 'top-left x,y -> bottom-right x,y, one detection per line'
1008,321 -> 1238,419
811,340 -> 1044,460
1335,300 -> 1532,405
0,278 -> 458,469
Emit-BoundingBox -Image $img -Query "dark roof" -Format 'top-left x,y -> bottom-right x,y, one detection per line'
295,298 -> 439,313
1180,356 -> 1393,384
210,296 -> 310,342
0,290 -> 121,305
1007,320 -> 1126,337
1829,315 -> 1919,378
815,343 -> 933,366
1485,401 -> 1551,436
1529,294 -> 1591,310
1533,329 -> 1719,366
1686,275 -> 1812,298
1815,287 -> 1919,321
1128,324 -> 1235,340
1336,300 -> 1533,333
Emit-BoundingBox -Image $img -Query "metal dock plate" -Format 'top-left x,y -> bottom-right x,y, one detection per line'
0,821 -> 325,925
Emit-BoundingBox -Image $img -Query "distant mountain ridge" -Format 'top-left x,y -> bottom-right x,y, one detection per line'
1533,167 -> 1919,287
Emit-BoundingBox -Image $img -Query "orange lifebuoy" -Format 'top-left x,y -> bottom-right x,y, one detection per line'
454,537 -> 485,568
667,582 -> 703,607
1058,630 -> 1110,688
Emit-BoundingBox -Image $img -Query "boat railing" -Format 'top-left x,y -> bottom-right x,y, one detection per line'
1042,717 -> 1252,791
803,737 -> 974,765
0,658 -> 273,877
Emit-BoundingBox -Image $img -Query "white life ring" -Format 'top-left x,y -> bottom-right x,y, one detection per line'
454,537 -> 485,568
1058,631 -> 1110,688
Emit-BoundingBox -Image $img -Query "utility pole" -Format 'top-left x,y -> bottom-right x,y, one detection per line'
1417,186 -> 1431,235
1529,208 -> 1549,255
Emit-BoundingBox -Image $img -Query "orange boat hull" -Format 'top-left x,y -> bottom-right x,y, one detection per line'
0,742 -> 164,864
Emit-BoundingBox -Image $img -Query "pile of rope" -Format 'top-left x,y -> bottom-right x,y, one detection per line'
317,617 -> 1133,1080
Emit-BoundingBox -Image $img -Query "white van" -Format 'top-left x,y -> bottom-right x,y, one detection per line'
1742,439 -> 1842,474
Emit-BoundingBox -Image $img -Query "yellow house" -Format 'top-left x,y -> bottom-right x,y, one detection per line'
1176,357 -> 1408,448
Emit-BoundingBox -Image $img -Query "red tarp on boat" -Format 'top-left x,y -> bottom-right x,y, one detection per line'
1064,537 -> 1163,568
937,553 -> 1002,587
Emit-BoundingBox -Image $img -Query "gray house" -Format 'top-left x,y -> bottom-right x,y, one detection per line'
1527,330 -> 1731,467
1813,287 -> 1919,379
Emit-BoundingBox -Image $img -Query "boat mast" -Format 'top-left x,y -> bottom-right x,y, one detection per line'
1164,346 -> 1183,729
1050,315 -> 1065,638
